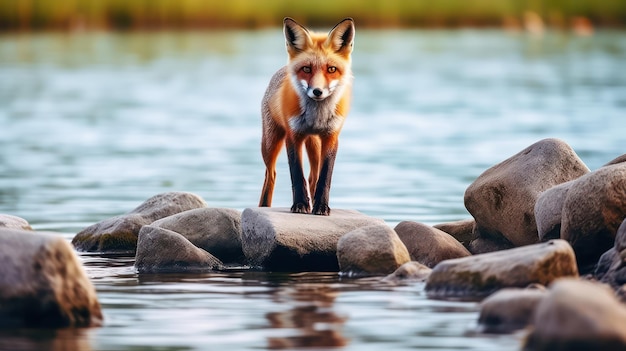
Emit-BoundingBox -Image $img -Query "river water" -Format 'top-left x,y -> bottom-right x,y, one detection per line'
0,29 -> 625,350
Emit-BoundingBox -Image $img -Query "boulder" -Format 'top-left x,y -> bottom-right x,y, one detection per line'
523,279 -> 626,351
594,218 -> 626,289
382,261 -> 432,283
478,288 -> 547,334
151,208 -> 244,264
604,153 -> 626,166
337,224 -> 410,276
72,192 -> 207,253
534,180 -> 574,242
433,218 -> 476,249
425,239 -> 578,299
394,221 -> 471,267
0,214 -> 32,231
241,207 -> 385,271
464,138 -> 588,252
0,228 -> 102,328
135,225 -> 223,273
561,163 -> 626,269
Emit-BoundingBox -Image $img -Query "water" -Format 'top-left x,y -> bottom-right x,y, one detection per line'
1,29 -> 625,350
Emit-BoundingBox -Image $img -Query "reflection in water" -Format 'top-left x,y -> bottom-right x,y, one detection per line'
0,328 -> 92,351
267,284 -> 348,349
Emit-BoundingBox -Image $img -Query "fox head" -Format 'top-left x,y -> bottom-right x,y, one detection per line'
284,18 -> 355,102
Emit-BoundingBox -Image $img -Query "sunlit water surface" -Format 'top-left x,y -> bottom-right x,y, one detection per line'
1,29 -> 625,350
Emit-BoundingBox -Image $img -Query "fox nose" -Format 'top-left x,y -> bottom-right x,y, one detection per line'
312,88 -> 323,97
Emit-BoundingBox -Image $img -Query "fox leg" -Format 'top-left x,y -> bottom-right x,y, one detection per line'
305,136 -> 321,201
259,127 -> 285,207
312,134 -> 339,216
286,134 -> 311,213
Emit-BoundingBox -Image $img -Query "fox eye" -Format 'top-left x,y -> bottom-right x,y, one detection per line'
301,66 -> 312,73
327,66 -> 337,73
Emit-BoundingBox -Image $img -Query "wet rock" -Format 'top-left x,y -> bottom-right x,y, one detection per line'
523,279 -> 626,351
241,207 -> 385,271
394,221 -> 471,268
464,138 -> 589,252
0,228 -> 102,328
561,163 -> 626,269
433,218 -> 476,249
0,214 -> 32,231
337,224 -> 410,276
382,261 -> 432,283
534,181 -> 574,242
72,192 -> 207,253
478,288 -> 547,334
135,225 -> 223,273
151,208 -> 244,264
425,239 -> 578,299
594,218 -> 626,288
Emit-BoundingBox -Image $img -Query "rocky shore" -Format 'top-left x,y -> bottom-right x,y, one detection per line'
2,137 -> 626,349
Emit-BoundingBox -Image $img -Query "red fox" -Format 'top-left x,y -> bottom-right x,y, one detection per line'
259,17 -> 355,216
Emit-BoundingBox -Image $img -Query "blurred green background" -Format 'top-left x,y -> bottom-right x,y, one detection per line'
1,0 -> 624,31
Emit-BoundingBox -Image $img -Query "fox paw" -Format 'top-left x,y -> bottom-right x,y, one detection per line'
312,203 -> 331,216
291,203 -> 311,214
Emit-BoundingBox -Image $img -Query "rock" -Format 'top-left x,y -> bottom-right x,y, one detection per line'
0,228 -> 102,328
604,153 -> 626,166
72,192 -> 207,253
478,288 -> 547,334
464,138 -> 589,252
151,208 -> 244,264
594,218 -> 626,288
337,224 -> 410,276
135,225 -> 223,273
433,218 -> 476,249
394,221 -> 471,267
382,261 -> 432,283
241,207 -> 385,271
0,214 -> 32,231
523,279 -> 626,351
561,163 -> 626,269
534,181 -> 574,242
425,239 -> 578,299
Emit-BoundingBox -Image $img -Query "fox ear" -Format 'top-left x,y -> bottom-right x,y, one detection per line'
284,18 -> 311,56
327,18 -> 355,56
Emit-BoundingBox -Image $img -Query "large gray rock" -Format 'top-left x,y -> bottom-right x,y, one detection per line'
72,192 -> 207,253
241,207 -> 385,271
0,214 -> 32,231
478,288 -> 547,334
464,138 -> 588,252
523,279 -> 626,351
337,224 -> 410,276
0,228 -> 102,328
151,208 -> 244,264
433,218 -> 476,249
135,225 -> 223,273
394,221 -> 471,268
560,163 -> 626,268
425,239 -> 578,299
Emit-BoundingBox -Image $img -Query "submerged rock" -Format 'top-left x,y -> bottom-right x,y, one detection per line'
72,192 -> 207,253
478,288 -> 547,334
0,228 -> 102,328
523,279 -> 626,351
464,138 -> 588,252
0,214 -> 32,231
383,261 -> 432,283
135,225 -> 223,273
425,239 -> 578,299
241,207 -> 384,271
394,221 -> 471,268
151,208 -> 244,264
337,224 -> 410,276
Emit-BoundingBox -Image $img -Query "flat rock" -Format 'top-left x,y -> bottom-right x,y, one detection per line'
425,239 -> 578,299
478,288 -> 547,334
382,261 -> 432,283
135,225 -> 223,273
394,221 -> 471,268
337,224 -> 410,276
433,218 -> 476,249
241,207 -> 385,271
0,214 -> 32,231
561,163 -> 626,269
523,279 -> 626,351
0,228 -> 102,328
72,192 -> 207,253
151,208 -> 244,264
464,138 -> 588,252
